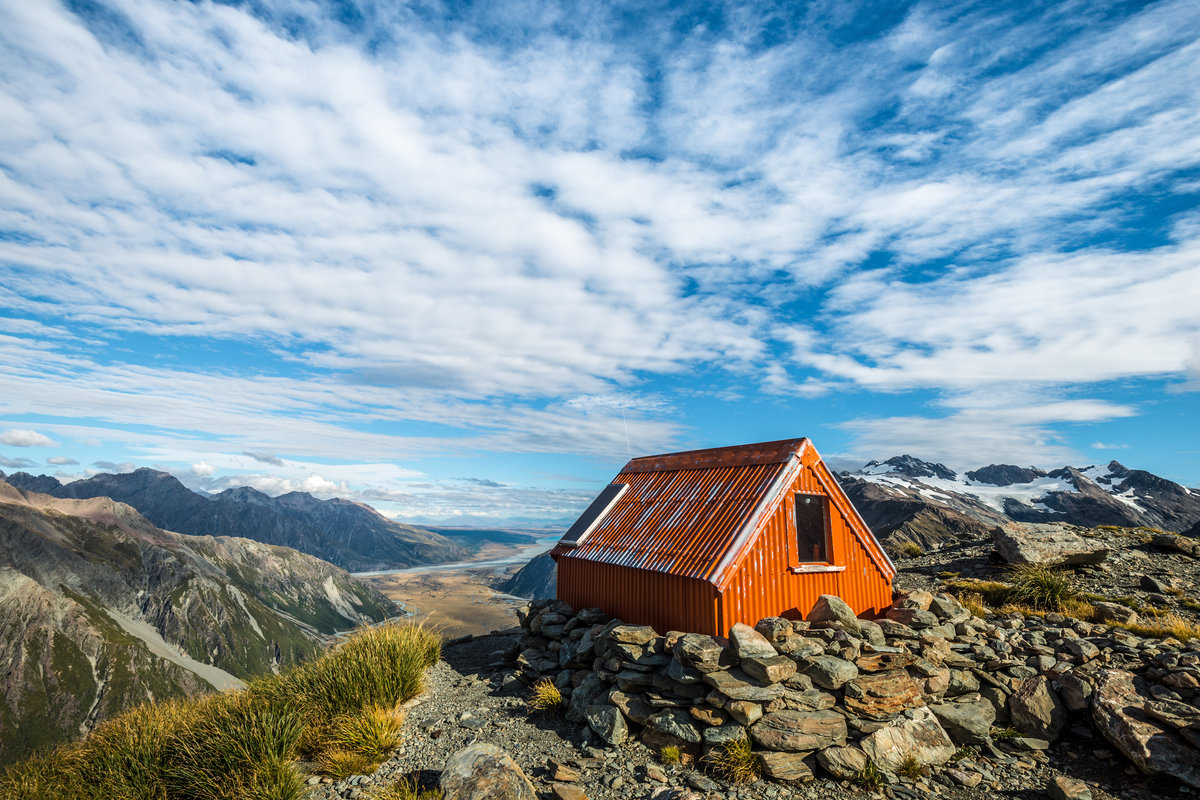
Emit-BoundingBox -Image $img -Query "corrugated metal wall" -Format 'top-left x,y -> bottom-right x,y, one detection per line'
556,557 -> 720,635
717,461 -> 891,633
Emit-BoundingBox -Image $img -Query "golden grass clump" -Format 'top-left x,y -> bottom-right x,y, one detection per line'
373,775 -> 443,800
894,755 -> 924,779
703,736 -> 762,785
898,542 -> 923,558
0,622 -> 441,800
1109,614 -> 1200,642
322,705 -> 405,766
527,678 -> 564,714
853,760 -> 884,791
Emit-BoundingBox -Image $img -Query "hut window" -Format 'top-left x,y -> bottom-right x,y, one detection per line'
794,493 -> 828,563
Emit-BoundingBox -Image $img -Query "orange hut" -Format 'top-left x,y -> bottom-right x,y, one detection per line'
551,438 -> 894,637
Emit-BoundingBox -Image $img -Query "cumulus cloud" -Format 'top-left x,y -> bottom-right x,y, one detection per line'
190,461 -> 216,476
93,460 -> 136,473
46,456 -> 78,465
0,429 -> 56,447
0,0 -> 1198,516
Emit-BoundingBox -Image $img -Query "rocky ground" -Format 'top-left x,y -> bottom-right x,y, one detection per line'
302,523 -> 1200,800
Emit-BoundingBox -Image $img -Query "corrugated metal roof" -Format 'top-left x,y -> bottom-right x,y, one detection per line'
551,439 -> 806,583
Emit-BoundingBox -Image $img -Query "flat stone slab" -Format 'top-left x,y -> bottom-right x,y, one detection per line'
993,522 -> 1109,566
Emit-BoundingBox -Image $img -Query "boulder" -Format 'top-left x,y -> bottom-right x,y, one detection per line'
585,704 -> 627,746
675,634 -> 735,673
842,669 -> 924,718
929,700 -> 996,746
606,624 -> 657,645
608,690 -> 652,725
800,655 -> 859,690
741,655 -> 797,685
440,743 -> 537,800
815,746 -> 869,780
754,617 -> 794,642
859,707 -> 955,771
1009,675 -> 1066,741
702,669 -> 787,702
1047,776 -> 1093,800
727,700 -> 763,726
757,750 -> 814,782
807,595 -> 861,632
1091,602 -> 1138,625
729,623 -> 779,659
749,709 -> 848,752
1092,670 -> 1200,788
885,608 -> 939,629
645,709 -> 702,744
993,522 -> 1109,566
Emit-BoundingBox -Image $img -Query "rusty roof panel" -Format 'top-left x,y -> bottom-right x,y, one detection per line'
552,455 -> 791,583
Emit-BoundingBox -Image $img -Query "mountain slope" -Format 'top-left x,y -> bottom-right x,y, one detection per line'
0,479 -> 399,764
500,551 -> 556,600
4,468 -> 466,571
843,457 -> 1200,543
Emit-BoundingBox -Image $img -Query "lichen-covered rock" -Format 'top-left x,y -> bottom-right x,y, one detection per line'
807,595 -> 861,632
929,699 -> 996,746
585,704 -> 627,746
646,709 -> 702,743
729,623 -> 778,659
800,655 -> 858,689
741,654 -> 797,684
440,743 -> 537,800
1092,670 -> 1200,788
674,633 -> 735,673
815,746 -> 869,780
859,707 -> 955,771
843,669 -> 924,718
1009,674 -> 1066,741
993,522 -> 1109,566
757,750 -> 814,782
749,709 -> 847,752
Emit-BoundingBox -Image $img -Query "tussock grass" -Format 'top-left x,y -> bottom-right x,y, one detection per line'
527,678 -> 564,715
0,623 -> 440,800
898,542 -> 923,558
1005,564 -> 1078,611
659,745 -> 681,764
853,761 -> 884,791
315,749 -> 377,781
894,755 -> 923,780
703,736 -> 762,785
374,775 -> 443,800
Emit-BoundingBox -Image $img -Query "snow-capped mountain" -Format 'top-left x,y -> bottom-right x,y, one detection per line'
836,456 -> 1200,551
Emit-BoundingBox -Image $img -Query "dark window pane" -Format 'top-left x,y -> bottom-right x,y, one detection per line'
795,493 -> 827,562
559,483 -> 626,546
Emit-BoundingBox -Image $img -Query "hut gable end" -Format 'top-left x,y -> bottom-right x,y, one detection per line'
552,438 -> 895,636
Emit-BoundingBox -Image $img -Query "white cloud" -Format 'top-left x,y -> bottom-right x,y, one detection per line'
0,428 -> 56,447
190,461 -> 216,476
46,456 -> 78,465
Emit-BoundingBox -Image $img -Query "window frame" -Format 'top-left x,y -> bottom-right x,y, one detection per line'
789,492 -> 843,574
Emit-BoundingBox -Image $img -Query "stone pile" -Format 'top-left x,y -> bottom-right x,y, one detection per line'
515,591 -> 1200,790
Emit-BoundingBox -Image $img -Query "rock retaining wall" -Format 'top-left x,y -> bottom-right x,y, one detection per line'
515,591 -> 1200,789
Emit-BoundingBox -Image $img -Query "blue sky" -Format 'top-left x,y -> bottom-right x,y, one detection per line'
1,0 -> 1198,525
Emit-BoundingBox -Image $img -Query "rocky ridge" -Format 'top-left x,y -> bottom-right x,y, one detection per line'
1,468 -> 466,572
0,479 -> 400,764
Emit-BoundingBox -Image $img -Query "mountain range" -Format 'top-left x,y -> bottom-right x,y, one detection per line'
502,456 -> 1200,599
0,478 -> 401,764
840,456 -> 1200,551
0,468 -> 466,572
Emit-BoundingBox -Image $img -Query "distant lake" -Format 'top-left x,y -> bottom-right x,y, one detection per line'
352,534 -> 558,578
